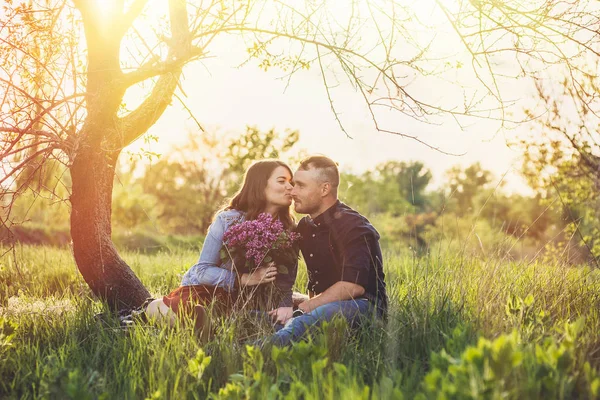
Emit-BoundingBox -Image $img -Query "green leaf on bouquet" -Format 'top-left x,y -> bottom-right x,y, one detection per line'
277,265 -> 289,274
264,256 -> 273,263
219,248 -> 228,260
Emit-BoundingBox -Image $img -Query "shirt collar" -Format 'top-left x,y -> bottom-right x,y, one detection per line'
311,200 -> 341,227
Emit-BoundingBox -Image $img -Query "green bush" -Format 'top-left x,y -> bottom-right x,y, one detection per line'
0,224 -> 70,247
419,318 -> 600,399
214,338 -> 405,400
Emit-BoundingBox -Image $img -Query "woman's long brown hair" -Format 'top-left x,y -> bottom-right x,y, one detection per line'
221,160 -> 295,230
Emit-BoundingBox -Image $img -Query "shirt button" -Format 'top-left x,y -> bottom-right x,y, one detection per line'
312,234 -> 316,238
309,253 -> 313,257
315,281 -> 319,285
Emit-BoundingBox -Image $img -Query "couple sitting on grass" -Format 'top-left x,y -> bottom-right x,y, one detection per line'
144,155 -> 388,346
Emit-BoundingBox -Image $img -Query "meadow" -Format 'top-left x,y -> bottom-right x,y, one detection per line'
0,244 -> 599,399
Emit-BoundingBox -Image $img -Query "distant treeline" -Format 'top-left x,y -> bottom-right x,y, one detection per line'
3,127 -> 598,264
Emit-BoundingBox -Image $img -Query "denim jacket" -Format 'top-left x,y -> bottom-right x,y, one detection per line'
180,209 -> 297,307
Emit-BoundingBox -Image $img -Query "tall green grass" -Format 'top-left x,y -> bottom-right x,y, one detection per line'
1,245 -> 599,399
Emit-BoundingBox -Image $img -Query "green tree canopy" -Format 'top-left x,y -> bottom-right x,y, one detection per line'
445,163 -> 494,215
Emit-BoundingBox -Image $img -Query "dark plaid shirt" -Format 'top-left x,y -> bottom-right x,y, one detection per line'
296,201 -> 388,317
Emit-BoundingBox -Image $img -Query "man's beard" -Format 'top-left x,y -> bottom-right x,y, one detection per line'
293,202 -> 305,213
295,200 -> 317,215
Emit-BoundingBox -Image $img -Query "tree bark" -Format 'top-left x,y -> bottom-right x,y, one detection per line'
63,0 -> 191,310
70,138 -> 151,310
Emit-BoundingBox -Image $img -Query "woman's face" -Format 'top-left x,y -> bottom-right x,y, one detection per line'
264,166 -> 294,209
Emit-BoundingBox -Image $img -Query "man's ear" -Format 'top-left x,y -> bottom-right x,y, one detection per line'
321,182 -> 331,197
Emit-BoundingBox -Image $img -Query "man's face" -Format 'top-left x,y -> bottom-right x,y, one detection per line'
291,169 -> 323,215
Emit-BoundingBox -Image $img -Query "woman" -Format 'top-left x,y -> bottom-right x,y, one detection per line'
145,160 -> 297,336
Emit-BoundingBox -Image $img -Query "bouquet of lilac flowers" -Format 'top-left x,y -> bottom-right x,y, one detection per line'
220,213 -> 301,275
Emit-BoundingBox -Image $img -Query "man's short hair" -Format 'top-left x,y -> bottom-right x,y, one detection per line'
298,155 -> 340,189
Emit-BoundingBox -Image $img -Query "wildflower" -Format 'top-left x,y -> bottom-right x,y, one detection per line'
220,213 -> 300,274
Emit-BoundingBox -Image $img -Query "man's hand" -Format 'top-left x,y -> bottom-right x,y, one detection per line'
298,301 -> 312,314
268,307 -> 293,325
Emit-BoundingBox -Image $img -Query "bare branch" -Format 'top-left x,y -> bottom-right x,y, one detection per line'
117,0 -> 191,148
119,0 -> 148,36
316,46 -> 352,139
120,46 -> 204,88
0,127 -> 58,140
172,92 -> 205,133
0,146 -> 56,187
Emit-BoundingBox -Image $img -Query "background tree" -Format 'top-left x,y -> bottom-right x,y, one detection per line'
139,134 -> 226,235
112,159 -> 160,232
224,127 -> 300,195
389,161 -> 432,211
520,66 -> 600,262
475,191 -> 557,241
340,161 -> 433,216
445,163 -> 494,215
340,169 -> 412,216
138,127 -> 299,234
2,0 -> 600,308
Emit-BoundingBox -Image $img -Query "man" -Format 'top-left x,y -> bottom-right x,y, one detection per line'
267,155 -> 387,346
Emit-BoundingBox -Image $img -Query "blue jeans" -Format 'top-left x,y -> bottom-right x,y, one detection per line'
269,298 -> 373,346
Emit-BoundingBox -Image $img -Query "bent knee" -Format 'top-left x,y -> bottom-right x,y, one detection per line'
146,299 -> 176,324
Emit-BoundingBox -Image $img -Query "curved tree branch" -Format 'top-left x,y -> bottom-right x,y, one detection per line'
120,46 -> 204,88
117,0 -> 191,148
118,0 -> 149,36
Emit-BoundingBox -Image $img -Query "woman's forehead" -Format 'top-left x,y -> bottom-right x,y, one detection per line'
271,165 -> 292,179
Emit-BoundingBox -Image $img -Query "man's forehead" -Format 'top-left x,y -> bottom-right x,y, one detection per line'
293,169 -> 318,182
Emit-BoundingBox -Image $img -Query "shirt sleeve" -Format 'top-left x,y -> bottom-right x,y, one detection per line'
338,233 -> 373,289
180,213 -> 237,291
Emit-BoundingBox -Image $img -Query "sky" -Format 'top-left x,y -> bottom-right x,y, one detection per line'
126,62 -> 533,192
120,0 -> 541,194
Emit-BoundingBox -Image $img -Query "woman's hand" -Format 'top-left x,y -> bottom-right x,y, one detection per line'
240,263 -> 278,286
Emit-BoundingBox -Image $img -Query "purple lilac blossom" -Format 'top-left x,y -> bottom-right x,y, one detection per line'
222,213 -> 301,269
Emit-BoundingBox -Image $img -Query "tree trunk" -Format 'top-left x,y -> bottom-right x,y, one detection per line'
70,140 -> 150,310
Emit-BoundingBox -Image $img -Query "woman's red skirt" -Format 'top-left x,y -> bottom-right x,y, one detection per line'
162,285 -> 235,316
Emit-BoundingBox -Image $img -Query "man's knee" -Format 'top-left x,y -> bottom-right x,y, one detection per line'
309,299 -> 365,319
